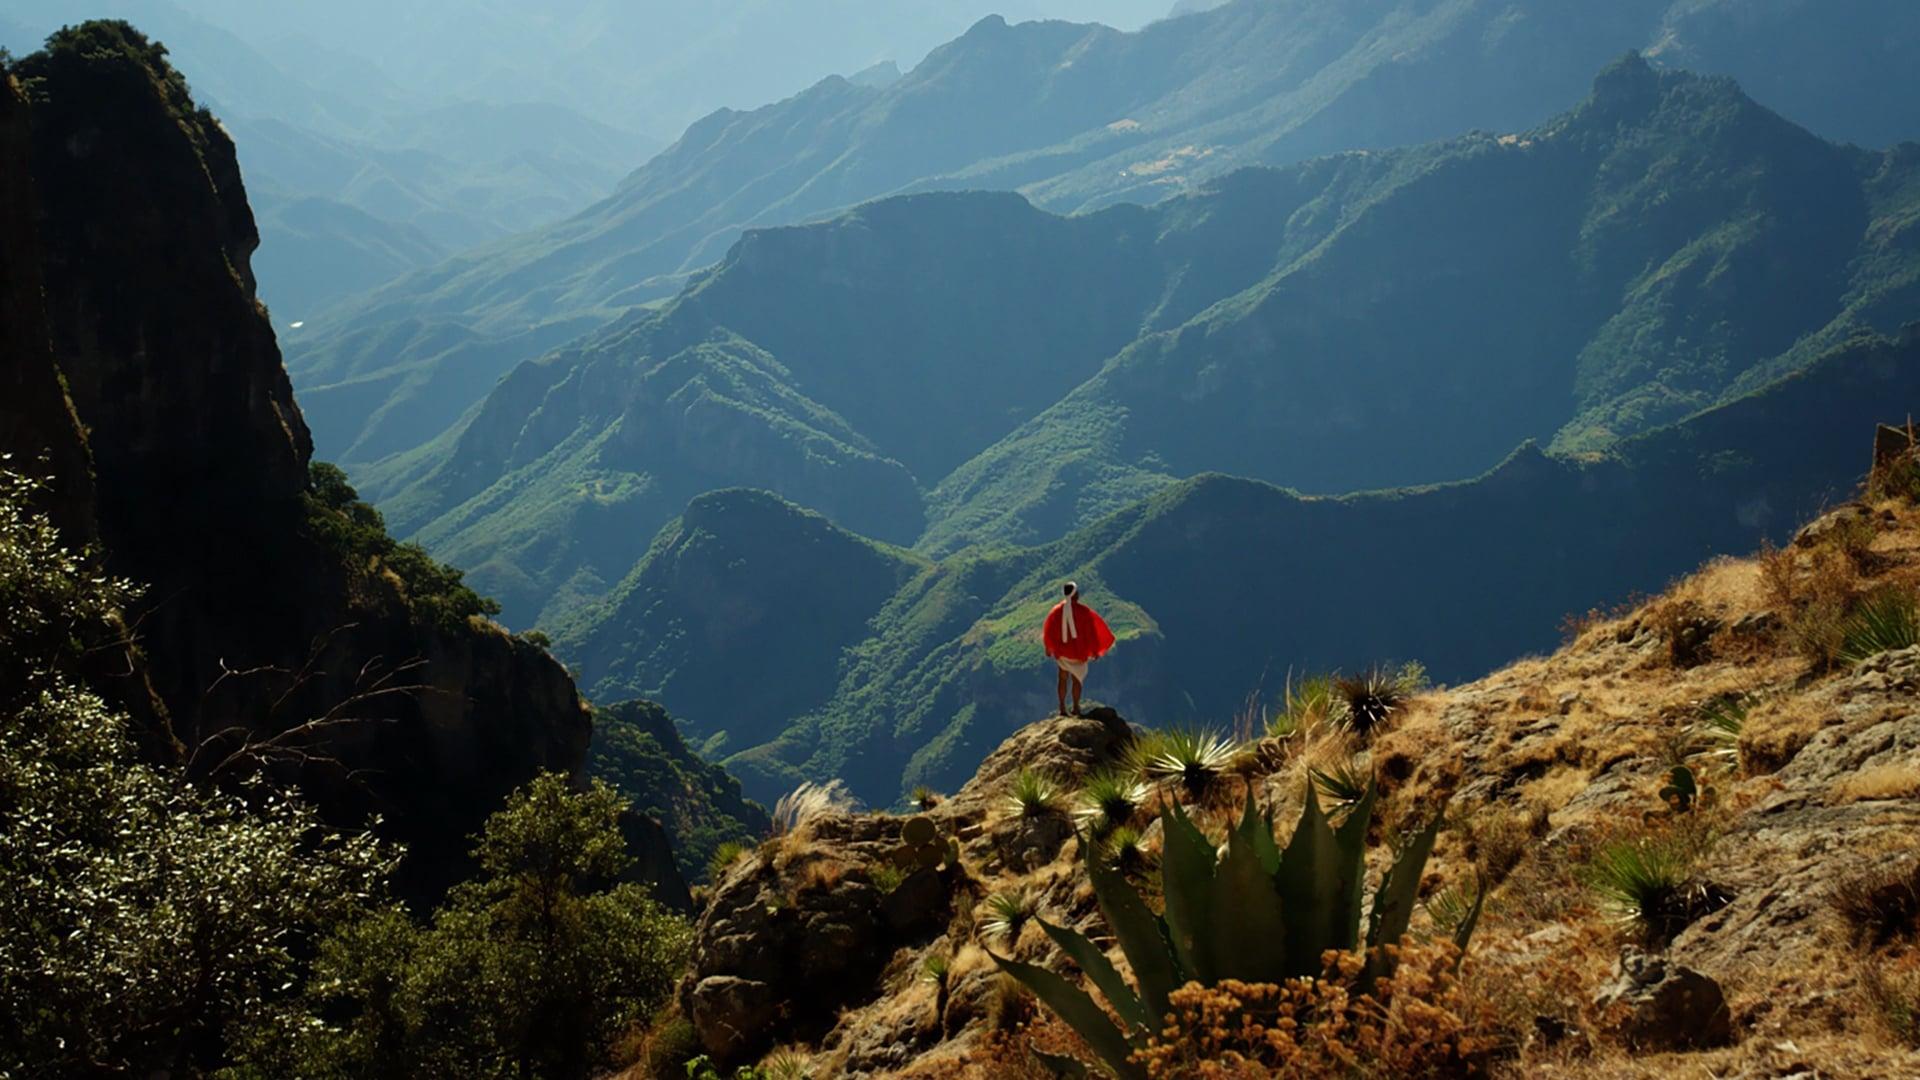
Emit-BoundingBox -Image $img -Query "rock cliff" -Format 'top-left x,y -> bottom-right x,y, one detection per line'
0,25 -> 682,903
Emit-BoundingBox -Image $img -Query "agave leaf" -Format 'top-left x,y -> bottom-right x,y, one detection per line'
1332,783 -> 1377,947
1158,803 -> 1218,984
1088,844 -> 1182,1025
1038,919 -> 1152,1035
1452,876 -> 1487,961
1361,811 -> 1443,990
1210,795 -> 1289,981
1241,789 -> 1281,876
991,953 -> 1146,1080
1275,785 -> 1353,975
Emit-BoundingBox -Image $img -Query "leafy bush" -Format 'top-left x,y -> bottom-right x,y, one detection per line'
0,467 -> 389,1076
303,461 -> 499,631
1839,587 -> 1920,664
992,785 -> 1470,1079
234,774 -> 690,1079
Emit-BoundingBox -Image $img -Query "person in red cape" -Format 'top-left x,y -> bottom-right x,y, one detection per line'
1043,581 -> 1115,717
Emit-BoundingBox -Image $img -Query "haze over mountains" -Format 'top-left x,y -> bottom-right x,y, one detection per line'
287,0 -> 1920,469
3,0 -> 1170,318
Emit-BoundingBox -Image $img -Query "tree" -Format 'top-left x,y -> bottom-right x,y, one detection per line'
237,773 -> 691,1079
0,467 -> 390,1076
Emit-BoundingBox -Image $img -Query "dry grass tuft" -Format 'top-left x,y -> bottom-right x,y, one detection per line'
1832,859 -> 1920,950
1834,763 -> 1920,804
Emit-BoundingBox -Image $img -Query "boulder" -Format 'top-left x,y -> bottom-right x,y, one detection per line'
1595,948 -> 1731,1051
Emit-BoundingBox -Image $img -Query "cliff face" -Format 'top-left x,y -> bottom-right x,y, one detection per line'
0,25 -> 676,901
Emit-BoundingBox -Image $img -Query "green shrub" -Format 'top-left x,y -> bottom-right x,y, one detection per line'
869,862 -> 907,895
992,786 -> 1470,1079
1270,672 -> 1346,736
0,468 -> 389,1077
302,461 -> 500,631
1839,587 -> 1920,664
235,774 -> 691,1079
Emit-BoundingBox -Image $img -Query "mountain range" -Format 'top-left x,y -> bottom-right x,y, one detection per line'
353,58 -> 1920,641
286,0 -> 1920,467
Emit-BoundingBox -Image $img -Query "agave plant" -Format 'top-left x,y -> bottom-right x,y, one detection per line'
1692,692 -> 1751,771
1075,769 -> 1149,834
980,888 -> 1042,944
1308,757 -> 1372,809
992,785 -> 1475,1079
1143,728 -> 1238,802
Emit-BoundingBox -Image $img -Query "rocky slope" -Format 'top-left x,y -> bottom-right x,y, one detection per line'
289,0 -> 1920,466
0,26 -> 682,903
652,433 -> 1920,1077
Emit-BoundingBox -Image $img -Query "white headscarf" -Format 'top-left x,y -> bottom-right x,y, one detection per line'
1061,582 -> 1078,642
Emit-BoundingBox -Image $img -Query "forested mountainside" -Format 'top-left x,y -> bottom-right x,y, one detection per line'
0,23 -> 696,903
288,0 -> 1920,466
371,60 -> 1920,631
555,328 -> 1920,806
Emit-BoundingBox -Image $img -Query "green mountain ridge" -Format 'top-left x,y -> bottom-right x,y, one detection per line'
564,327 -> 1920,806
286,0 -> 1920,466
377,59 -> 1920,630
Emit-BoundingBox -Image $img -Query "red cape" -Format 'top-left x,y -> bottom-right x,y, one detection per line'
1043,599 -> 1115,663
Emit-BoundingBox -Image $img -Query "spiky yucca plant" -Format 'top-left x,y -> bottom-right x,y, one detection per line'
1334,666 -> 1411,736
1099,824 -> 1152,877
1272,671 -> 1348,737
910,784 -> 942,811
1143,728 -> 1238,802
1076,769 -> 1148,834
760,1049 -> 812,1080
993,785 -> 1474,1079
1581,835 -> 1692,939
1308,757 -> 1371,809
981,888 -> 1041,944
1005,768 -> 1067,819
1840,588 -> 1920,664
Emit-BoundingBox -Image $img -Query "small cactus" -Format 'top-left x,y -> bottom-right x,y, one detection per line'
1658,763 -> 1715,814
894,815 -> 959,871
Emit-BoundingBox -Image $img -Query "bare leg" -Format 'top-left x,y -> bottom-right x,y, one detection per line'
1070,674 -> 1083,716
1056,668 -> 1069,715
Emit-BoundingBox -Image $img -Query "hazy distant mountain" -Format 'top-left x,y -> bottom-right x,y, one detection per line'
288,0 -> 1920,468
5,1 -> 663,317
366,61 -> 1920,632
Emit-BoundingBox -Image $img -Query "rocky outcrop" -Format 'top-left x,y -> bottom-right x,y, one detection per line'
1594,949 -> 1732,1051
0,24 -> 651,902
680,812 -> 959,1064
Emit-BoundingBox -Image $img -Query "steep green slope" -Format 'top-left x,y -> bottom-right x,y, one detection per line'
553,490 -> 929,757
588,698 -> 770,883
577,328 -> 1920,805
287,0 -> 1920,464
391,61 -> 1920,626
923,56 -> 1920,552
